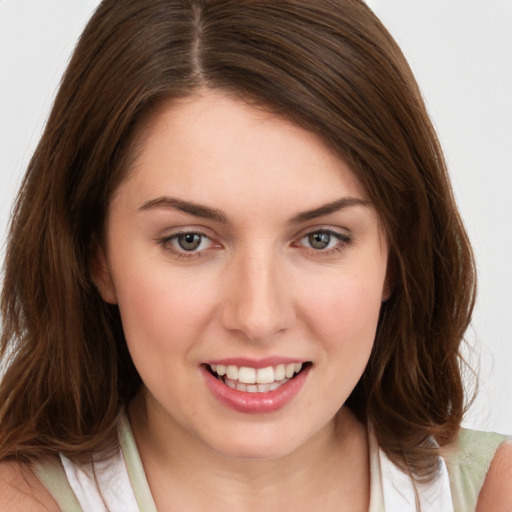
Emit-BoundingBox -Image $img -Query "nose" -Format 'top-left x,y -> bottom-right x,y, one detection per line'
220,249 -> 295,342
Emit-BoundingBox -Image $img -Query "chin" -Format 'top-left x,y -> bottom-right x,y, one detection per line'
203,423 -> 320,462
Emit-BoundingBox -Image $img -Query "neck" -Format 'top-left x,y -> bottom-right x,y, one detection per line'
128,392 -> 370,512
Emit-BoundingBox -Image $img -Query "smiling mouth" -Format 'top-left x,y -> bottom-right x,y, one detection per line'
206,362 -> 311,393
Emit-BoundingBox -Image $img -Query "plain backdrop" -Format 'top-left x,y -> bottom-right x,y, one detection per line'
1,0 -> 511,435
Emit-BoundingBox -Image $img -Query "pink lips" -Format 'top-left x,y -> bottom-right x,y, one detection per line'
202,361 -> 310,414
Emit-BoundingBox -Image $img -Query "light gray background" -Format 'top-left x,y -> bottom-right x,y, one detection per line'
1,0 -> 511,435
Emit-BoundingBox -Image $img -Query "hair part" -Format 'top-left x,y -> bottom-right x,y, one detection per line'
0,0 -> 476,478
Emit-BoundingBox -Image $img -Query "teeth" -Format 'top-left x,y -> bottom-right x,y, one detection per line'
209,362 -> 306,390
256,366 -> 274,384
226,365 -> 239,380
238,367 -> 256,384
285,363 -> 295,378
274,364 -> 286,381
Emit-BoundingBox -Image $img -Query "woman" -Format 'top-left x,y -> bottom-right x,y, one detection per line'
0,0 -> 510,510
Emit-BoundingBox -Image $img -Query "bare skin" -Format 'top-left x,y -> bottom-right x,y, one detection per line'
0,460 -> 59,512
476,440 -> 512,512
1,439 -> 511,511
2,93 -> 510,511
94,91 -> 384,511
129,394 -> 371,512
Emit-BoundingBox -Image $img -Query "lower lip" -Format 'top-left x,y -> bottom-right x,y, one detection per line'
202,365 -> 310,414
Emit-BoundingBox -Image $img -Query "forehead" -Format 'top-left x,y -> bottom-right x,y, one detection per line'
114,91 -> 368,213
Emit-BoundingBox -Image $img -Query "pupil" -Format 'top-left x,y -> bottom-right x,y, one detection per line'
309,232 -> 330,250
178,233 -> 201,251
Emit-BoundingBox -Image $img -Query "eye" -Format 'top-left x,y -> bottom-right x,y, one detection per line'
296,229 -> 353,255
157,230 -> 219,259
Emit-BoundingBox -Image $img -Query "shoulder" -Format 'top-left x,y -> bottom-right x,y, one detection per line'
0,459 -> 60,511
476,440 -> 512,511
442,428 -> 511,511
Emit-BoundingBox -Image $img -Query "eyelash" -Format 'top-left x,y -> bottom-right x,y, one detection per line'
156,228 -> 353,260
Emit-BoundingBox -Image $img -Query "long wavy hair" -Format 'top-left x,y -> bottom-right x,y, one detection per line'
0,0 -> 475,478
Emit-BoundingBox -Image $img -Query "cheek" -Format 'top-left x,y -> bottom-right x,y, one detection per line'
111,263 -> 218,355
294,272 -> 384,414
301,273 -> 383,338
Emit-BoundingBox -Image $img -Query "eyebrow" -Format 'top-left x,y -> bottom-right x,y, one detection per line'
289,197 -> 372,223
138,196 -> 371,224
139,197 -> 229,223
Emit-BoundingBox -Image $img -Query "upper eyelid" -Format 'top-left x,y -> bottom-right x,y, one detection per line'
295,225 -> 352,239
158,226 -> 217,240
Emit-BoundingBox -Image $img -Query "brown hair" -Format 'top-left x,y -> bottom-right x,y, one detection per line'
0,0 -> 475,478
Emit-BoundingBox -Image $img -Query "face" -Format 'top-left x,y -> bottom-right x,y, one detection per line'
95,91 -> 390,460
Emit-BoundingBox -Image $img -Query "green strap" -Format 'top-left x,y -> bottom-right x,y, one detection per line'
32,457 -> 83,512
118,413 -> 158,512
31,413 -> 158,512
444,428 -> 511,512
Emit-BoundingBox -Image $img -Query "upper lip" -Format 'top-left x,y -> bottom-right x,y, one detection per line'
204,357 -> 309,369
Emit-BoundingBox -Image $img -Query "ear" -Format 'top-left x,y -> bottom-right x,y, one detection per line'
90,241 -> 118,304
